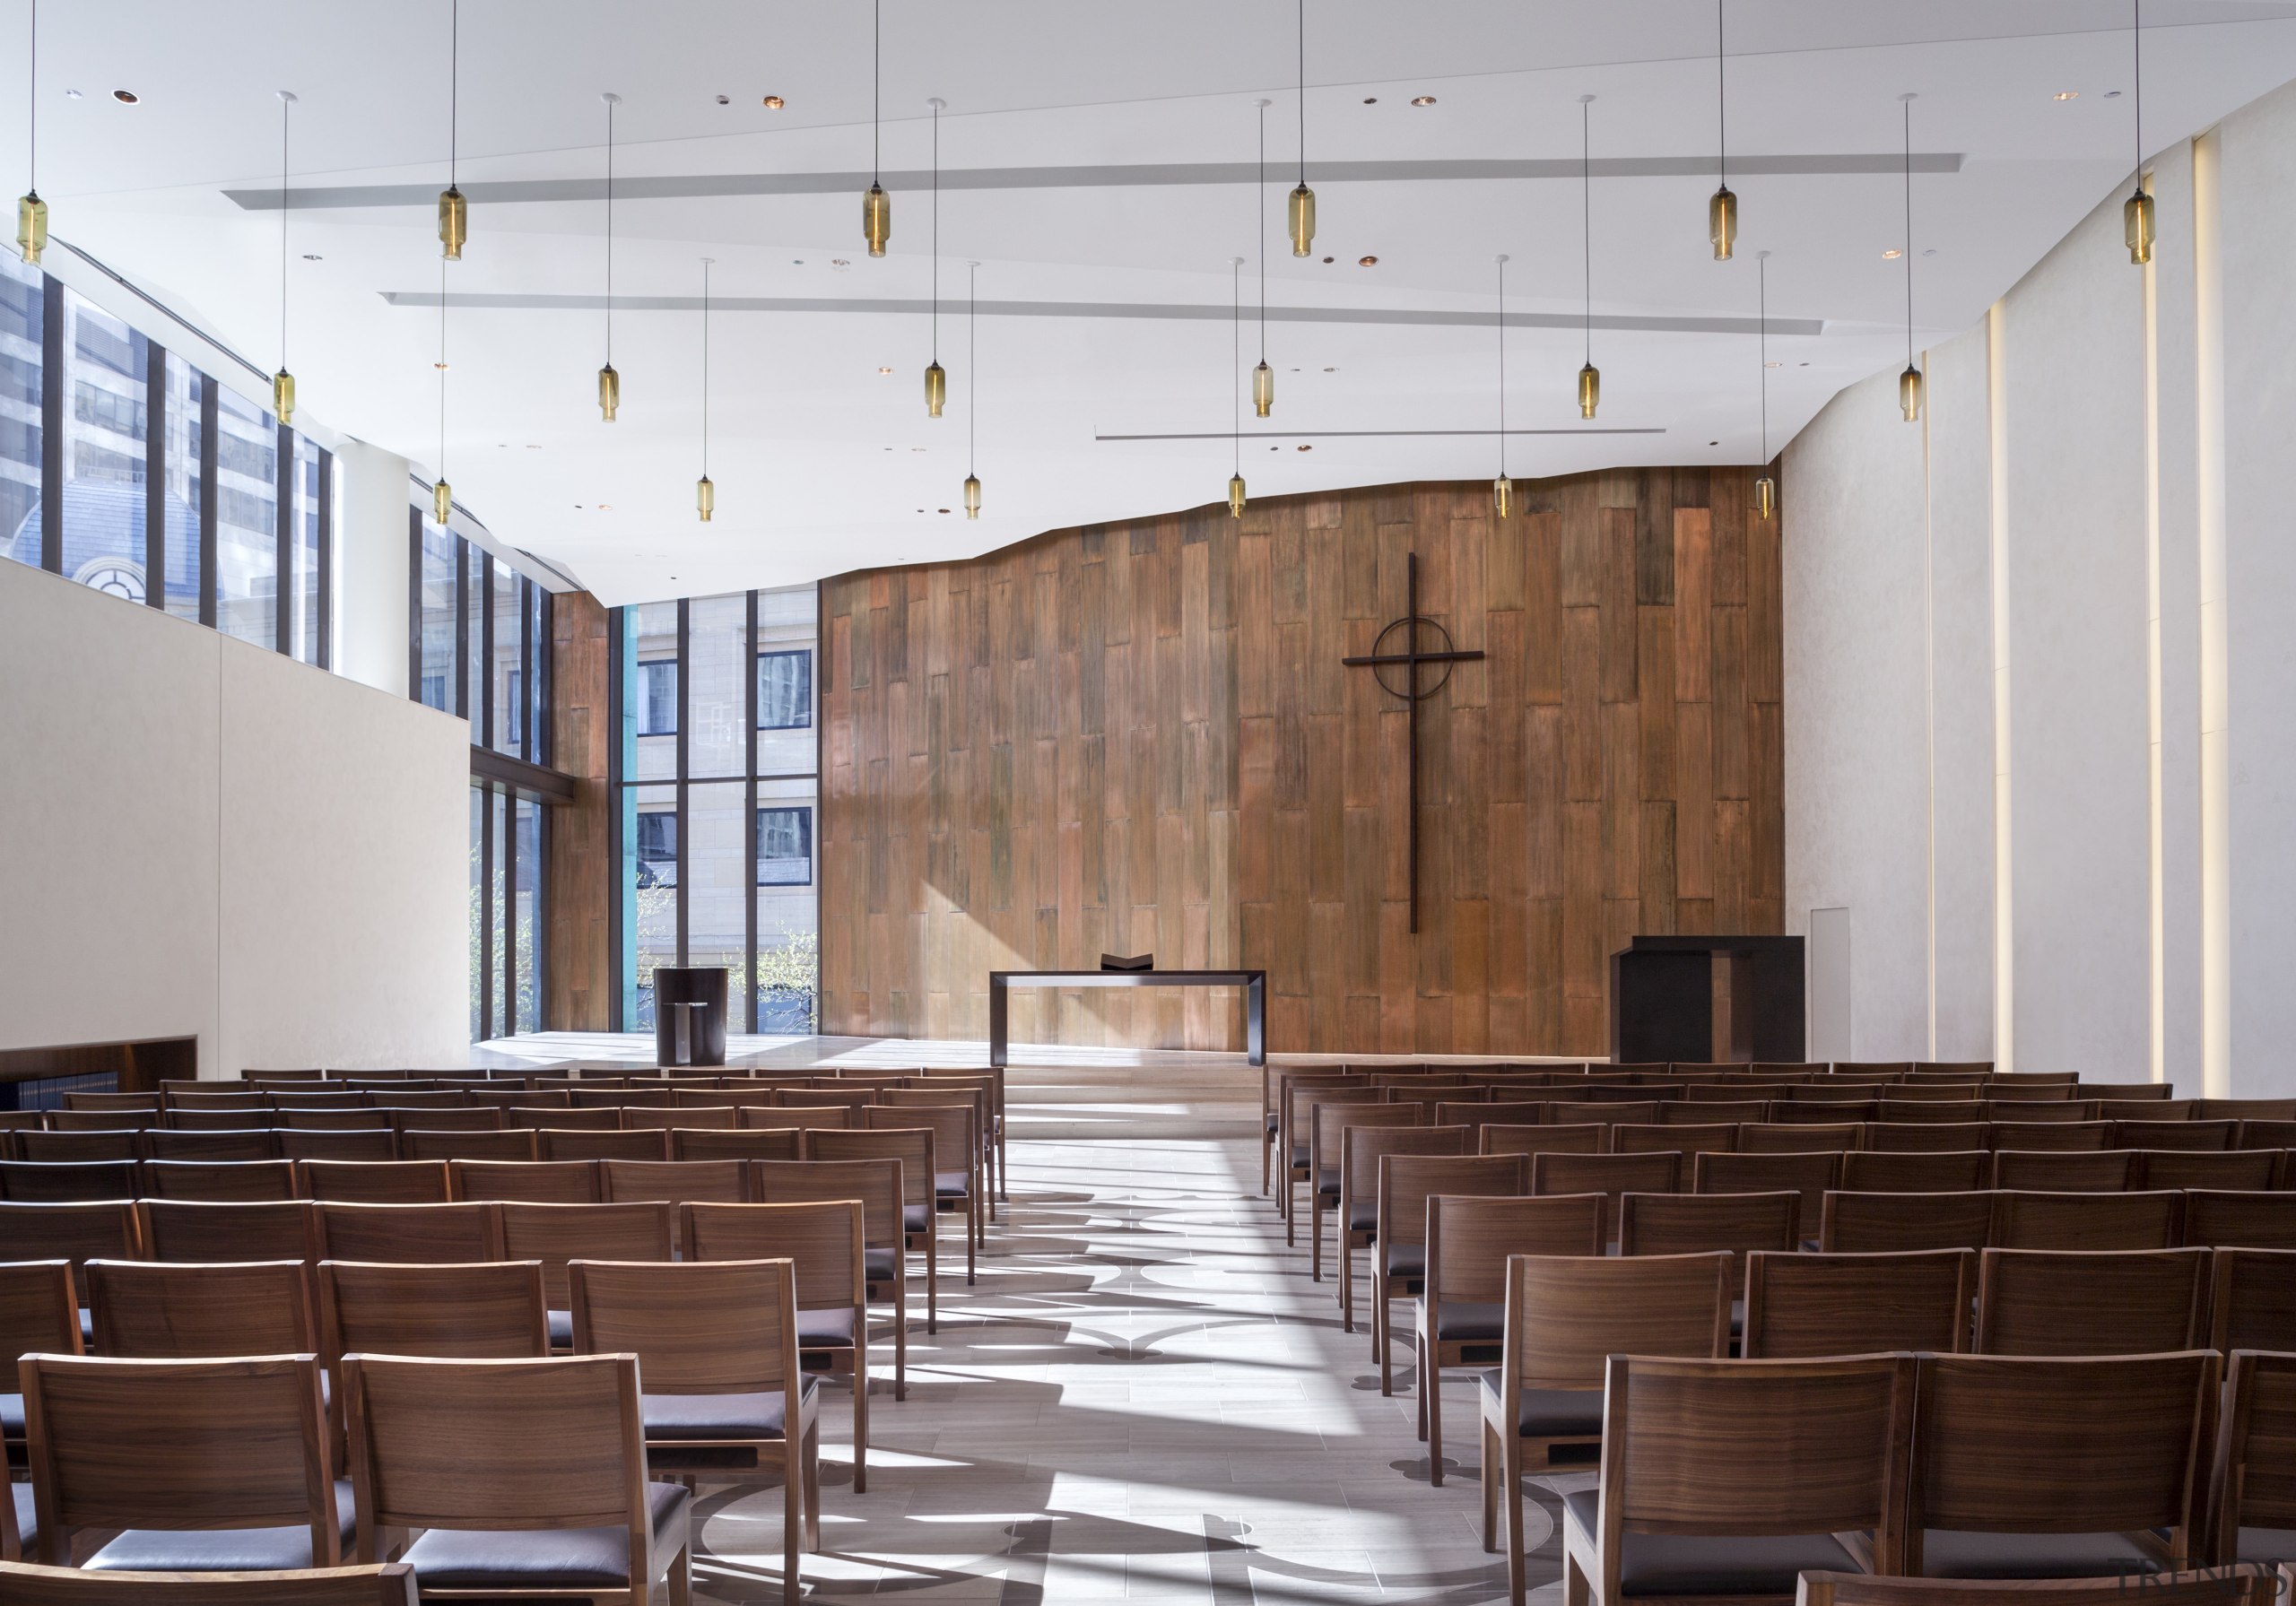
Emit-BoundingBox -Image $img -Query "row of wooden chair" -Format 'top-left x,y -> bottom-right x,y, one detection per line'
0,1558 -> 420,1603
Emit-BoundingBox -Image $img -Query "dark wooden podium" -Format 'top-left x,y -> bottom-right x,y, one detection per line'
1609,936 -> 1805,1064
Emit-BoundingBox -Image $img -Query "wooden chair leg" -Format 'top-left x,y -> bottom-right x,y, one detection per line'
1310,1190 -> 1325,1282
852,1348 -> 869,1495
963,1194 -> 978,1285
783,1442 -> 802,1606
925,1221 -> 939,1334
1339,1228 -> 1354,1333
1564,1544 -> 1591,1606
1377,1277 -> 1394,1396
1425,1341 -> 1445,1485
671,1538 -> 694,1606
1505,1432 -> 1527,1606
803,1419 -> 822,1549
1261,1131 -> 1271,1194
1415,1331 -> 1430,1440
1480,1418 -> 1500,1552
892,1278 -> 908,1402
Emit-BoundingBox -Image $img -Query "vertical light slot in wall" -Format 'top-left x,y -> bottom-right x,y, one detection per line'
1987,300 -> 2013,1072
2141,169 -> 2166,1085
2193,127 -> 2231,1098
1922,342 -> 1938,1059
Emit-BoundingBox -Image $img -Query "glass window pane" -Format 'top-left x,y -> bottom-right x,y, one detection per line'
291,435 -> 321,662
689,781 -> 748,1035
689,594 -> 747,778
491,560 -> 519,755
756,804 -> 812,886
490,786 -> 509,1038
757,648 -> 811,732
514,797 -> 540,1034
417,523 -> 456,710
631,601 -> 679,780
58,290 -> 148,603
465,540 -> 485,727
526,583 -> 546,764
0,255 -> 39,570
755,774 -> 818,1035
160,355 -> 201,620
755,585 -> 815,776
468,785 -> 485,1042
629,782 -> 676,1031
213,386 -> 277,648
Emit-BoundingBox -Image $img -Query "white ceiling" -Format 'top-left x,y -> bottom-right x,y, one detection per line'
22,2 -> 2296,604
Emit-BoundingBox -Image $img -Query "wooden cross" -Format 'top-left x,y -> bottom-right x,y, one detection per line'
1341,551 -> 1484,933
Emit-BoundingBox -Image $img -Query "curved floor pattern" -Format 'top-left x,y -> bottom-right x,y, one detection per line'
686,1076 -> 1577,1604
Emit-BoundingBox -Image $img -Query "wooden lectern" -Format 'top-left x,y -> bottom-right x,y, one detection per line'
1609,935 -> 1805,1064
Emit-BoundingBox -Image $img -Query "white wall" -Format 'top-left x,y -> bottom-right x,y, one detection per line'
333,438 -> 414,699
0,555 -> 468,1076
1783,74 -> 2296,1099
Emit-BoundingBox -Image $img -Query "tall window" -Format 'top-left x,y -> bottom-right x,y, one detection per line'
613,585 -> 819,1036
0,256 -> 39,558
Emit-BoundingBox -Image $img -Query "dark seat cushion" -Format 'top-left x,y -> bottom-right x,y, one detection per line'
865,1246 -> 899,1282
87,1479 -> 356,1573
11,1483 -> 33,1558
1265,1112 -> 1280,1134
1385,1243 -> 1425,1279
1346,1202 -> 1377,1234
1562,1489 -> 1861,1595
1483,1374 -> 1603,1437
1317,1168 -> 1339,1197
547,1307 -> 573,1350
797,1307 -> 855,1347
1425,1299 -> 1503,1342
0,1392 -> 21,1438
1918,1530 -> 2163,1580
644,1376 -> 818,1442
2236,1527 -> 2296,1566
935,1171 -> 969,1197
904,1203 -> 930,1233
402,1480 -> 689,1589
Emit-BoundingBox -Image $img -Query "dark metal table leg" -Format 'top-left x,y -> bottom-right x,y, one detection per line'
988,977 -> 1008,1067
1247,976 -> 1265,1066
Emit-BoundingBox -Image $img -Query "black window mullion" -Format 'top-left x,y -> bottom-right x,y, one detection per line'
674,596 -> 690,968
316,447 -> 333,669
502,788 -> 517,1037
39,274 -> 62,573
478,784 -> 495,1041
452,535 -> 468,720
143,336 -> 164,609
196,378 -> 216,626
519,577 -> 534,762
606,605 -> 625,1034
538,587 -> 554,769
536,796 -> 552,1031
406,506 -> 422,699
273,420 -> 292,654
480,558 -> 495,751
745,589 -> 759,1032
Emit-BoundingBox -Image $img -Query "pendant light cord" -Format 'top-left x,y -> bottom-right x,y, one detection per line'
1297,0 -> 1306,186
278,92 -> 290,371
1582,97 -> 1593,366
700,259 -> 710,477
24,0 -> 34,191
968,262 -> 977,475
1716,0 -> 1726,189
448,0 -> 458,187
931,100 -> 939,360
604,94 -> 613,364
872,0 -> 881,184
1257,100 -> 1267,361
1231,259 -> 1241,476
1758,255 -> 1769,463
1495,255 -> 1507,479
1903,96 -> 1914,370
438,254 -> 447,496
2132,0 -> 2144,181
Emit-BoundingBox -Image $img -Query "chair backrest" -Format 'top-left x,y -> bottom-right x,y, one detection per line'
598,1158 -> 748,1204
538,1128 -> 666,1162
682,1199 -> 865,1318
1862,1123 -> 1991,1154
0,1161 -> 140,1203
1377,1152 -> 1528,1259
448,1159 -> 602,1203
1617,1190 -> 1799,1262
2236,1118 -> 2296,1150
275,1130 -> 397,1164
59,1092 -> 159,1112
2205,1246 -> 2296,1353
1692,1150 -> 1839,1234
1988,1121 -> 2111,1154
2180,1190 -> 2296,1249
807,1127 -> 934,1211
508,1105 -> 618,1130
497,1201 -> 676,1310
1596,1353 -> 1916,1574
145,1128 -> 280,1162
18,1353 -> 334,1567
137,1199 -> 316,1264
1314,1101 -> 1421,1185
1479,1122 -> 1602,1158
1883,1081 -> 1983,1103
1665,1099 -> 1770,1124
399,1129 -> 537,1165
1612,1122 -> 1735,1156
622,1105 -> 735,1133
2113,1118 -> 2229,1150
670,1128 -> 801,1163
2214,1349 -> 2296,1555
1532,1150 -> 1682,1243
1989,1188 -> 2183,1251
139,1159 -> 298,1202
860,1104 -> 974,1181
277,1109 -> 397,1133
314,1202 -> 505,1263
0,1202 -> 141,1298
1907,1350 -> 2216,1571
0,1558 -> 421,1604
748,1104 -> 853,1132
1341,1124 -> 1468,1211
343,1354 -> 649,1572
749,1158 -> 903,1253
569,1257 -> 802,1397
319,1259 -> 550,1368
19,1132 -> 141,1164
1741,1248 -> 1973,1359
1820,1190 -> 1996,1254
1839,1150 -> 1990,1193
1988,1148 -> 2135,1192
1426,1194 -> 1605,1312
88,1256 -> 314,1359
167,1090 -> 267,1112
1970,1246 -> 2207,1356
296,1160 -> 449,1205
776,1087 -> 874,1113
1736,1122 -> 1863,1154
0,1261 -> 81,1376
1502,1251 -> 1733,1392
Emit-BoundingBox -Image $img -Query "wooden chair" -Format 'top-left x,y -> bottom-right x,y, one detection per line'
2234,1119 -> 2296,1150
57,1094 -> 159,1114
1987,1122 -> 2111,1154
2137,1150 -> 2282,1191
1905,1350 -> 2216,1577
341,1352 -> 691,1605
0,1163 -> 140,1204
0,1559 -> 420,1604
2205,1247 -> 2296,1354
2181,1191 -> 2296,1250
1373,1153 -> 1529,1391
1310,1103 -> 1423,1284
876,1086 -> 997,1224
1988,1149 -> 2136,1192
1797,1570 -> 2274,1606
599,1159 -> 750,1219
1280,1081 -> 1378,1237
1693,1150 -> 1840,1241
1970,1246 -> 2206,1356
317,1259 -> 550,1440
1261,1069 -> 1359,1196
18,1133 -> 142,1165
568,1259 -> 814,1603
1738,1122 -> 1863,1154
141,1130 -> 277,1164
137,1200 -> 316,1266
1414,1194 -> 1602,1489
19,1354 -> 339,1571
40,1112 -> 143,1134
448,1159 -> 602,1203
507,1105 -> 618,1131
682,1202 -> 872,1492
1334,1125 -> 1468,1331
1612,1122 -> 1735,1157
274,1132 -> 396,1165
312,1202 -> 505,1263
1482,1253 -> 1734,1606
1531,1151 -> 1683,1246
0,1261 -> 80,1480
1865,1124 -> 1992,1154
87,1259 -> 314,1359
137,1160 -> 294,1202
1989,1189 -> 2183,1251
1821,1191 -> 1996,1254
2113,1119 -> 2231,1150
772,1088 -> 873,1115
398,1129 -> 536,1165
0,1203 -> 141,1304
1480,1123 -> 1603,1159
1561,1351 -> 1918,1606
498,1201 -> 676,1351
859,1106 -> 979,1281
1616,1190 -> 1799,1275
276,1111 -> 397,1134
744,1106 -> 852,1134
165,1090 -> 267,1113
1874,1104 -> 1990,1126
670,1128 -> 800,1163
620,1106 -> 734,1134
806,1128 -> 941,1333
748,1159 -> 911,1403
2212,1349 -> 2296,1570
1741,1247 -> 1974,1358
538,1128 -> 665,1162
909,1069 -> 1007,1201
294,1161 -> 448,1206
1841,1150 -> 1992,1193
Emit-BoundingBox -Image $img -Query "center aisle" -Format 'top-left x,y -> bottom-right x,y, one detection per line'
687,1057 -> 1572,1604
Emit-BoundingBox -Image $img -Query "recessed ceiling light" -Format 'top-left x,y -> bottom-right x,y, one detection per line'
762,95 -> 786,109
111,89 -> 139,105
2053,91 -> 2079,101
1882,247 -> 1903,259
63,89 -> 81,100
1358,255 -> 1378,266
831,258 -> 850,269
877,366 -> 894,375
715,94 -> 730,105
1764,360 -> 1783,369
937,508 -> 951,514
1922,247 -> 1937,257
2103,90 -> 2124,99
1709,440 -> 1719,447
301,252 -> 322,261
598,503 -> 613,511
1410,96 -> 1437,107
1296,443 -> 1312,451
1321,256 -> 1334,264
1323,366 -> 1335,372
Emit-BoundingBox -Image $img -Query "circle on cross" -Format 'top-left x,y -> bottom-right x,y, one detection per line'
1364,612 -> 1466,701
